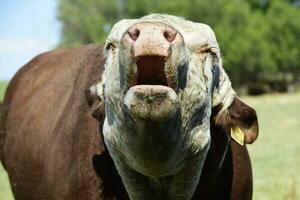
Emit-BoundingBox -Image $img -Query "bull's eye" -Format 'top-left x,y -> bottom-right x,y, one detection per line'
198,47 -> 212,54
198,46 -> 219,56
105,42 -> 115,50
202,49 -> 212,54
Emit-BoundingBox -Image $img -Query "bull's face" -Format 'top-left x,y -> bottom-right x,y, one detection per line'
99,14 -> 242,199
118,21 -> 185,122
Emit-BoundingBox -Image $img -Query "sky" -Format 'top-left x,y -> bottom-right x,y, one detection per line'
0,0 -> 61,81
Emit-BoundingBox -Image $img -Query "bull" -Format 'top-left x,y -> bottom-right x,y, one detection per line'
0,14 -> 258,200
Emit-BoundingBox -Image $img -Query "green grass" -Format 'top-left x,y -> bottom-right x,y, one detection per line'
0,81 -> 299,199
0,164 -> 13,200
245,93 -> 300,200
0,81 -> 8,100
0,81 -> 14,200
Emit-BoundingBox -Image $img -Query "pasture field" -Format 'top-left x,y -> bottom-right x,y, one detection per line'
0,81 -> 299,199
0,81 -> 7,100
0,81 -> 14,200
246,93 -> 300,200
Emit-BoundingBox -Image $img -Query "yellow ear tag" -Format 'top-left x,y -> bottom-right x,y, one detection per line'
231,126 -> 245,146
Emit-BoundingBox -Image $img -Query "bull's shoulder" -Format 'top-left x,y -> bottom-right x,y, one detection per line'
2,44 -> 110,199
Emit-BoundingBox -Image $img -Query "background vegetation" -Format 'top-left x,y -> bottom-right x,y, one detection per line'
58,0 -> 300,94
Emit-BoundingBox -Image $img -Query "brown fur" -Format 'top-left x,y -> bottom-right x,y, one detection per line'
193,97 -> 258,199
0,101 -> 5,163
1,45 -> 258,200
1,45 -> 126,200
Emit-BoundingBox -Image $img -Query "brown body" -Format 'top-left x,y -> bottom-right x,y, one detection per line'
1,45 -> 254,200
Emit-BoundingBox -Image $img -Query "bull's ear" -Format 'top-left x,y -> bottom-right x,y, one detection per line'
214,97 -> 259,144
85,83 -> 105,121
208,48 -> 258,144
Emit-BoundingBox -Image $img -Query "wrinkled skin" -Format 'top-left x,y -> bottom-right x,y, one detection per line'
101,14 -> 240,199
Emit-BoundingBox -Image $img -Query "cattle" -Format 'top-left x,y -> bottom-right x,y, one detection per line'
0,14 -> 258,200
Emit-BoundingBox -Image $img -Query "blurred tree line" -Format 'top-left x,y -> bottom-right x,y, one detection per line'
58,0 -> 300,94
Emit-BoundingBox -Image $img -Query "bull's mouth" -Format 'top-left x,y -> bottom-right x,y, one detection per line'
125,56 -> 179,121
136,56 -> 168,86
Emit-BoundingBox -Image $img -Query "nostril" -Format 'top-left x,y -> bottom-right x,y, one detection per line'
128,29 -> 140,41
164,31 -> 177,42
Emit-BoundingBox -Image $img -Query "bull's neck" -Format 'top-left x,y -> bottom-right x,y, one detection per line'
105,123 -> 210,200
111,132 -> 210,200
104,99 -> 211,200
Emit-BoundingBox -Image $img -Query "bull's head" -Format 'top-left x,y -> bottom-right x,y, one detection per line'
89,14 -> 258,200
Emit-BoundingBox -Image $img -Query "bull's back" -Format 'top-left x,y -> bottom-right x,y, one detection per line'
1,44 -> 107,199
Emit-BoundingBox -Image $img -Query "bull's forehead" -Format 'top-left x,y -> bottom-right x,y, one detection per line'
105,14 -> 219,51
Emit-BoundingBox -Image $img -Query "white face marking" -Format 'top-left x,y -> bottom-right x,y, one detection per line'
99,14 -> 236,200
